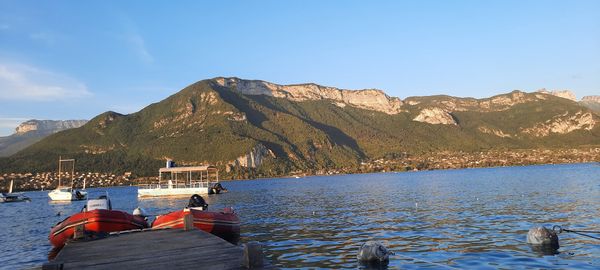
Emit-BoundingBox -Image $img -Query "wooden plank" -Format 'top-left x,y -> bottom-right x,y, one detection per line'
59,233 -> 225,259
47,229 -> 276,270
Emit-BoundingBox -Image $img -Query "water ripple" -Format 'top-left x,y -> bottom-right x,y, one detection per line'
0,163 -> 599,269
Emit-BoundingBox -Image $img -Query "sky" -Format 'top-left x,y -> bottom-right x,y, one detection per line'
0,0 -> 599,135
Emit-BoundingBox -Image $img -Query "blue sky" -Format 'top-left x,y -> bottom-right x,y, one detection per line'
0,0 -> 599,135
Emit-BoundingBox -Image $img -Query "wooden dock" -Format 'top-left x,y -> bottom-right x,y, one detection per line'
43,229 -> 276,269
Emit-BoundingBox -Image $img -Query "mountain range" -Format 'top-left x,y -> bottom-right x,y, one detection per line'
0,78 -> 598,177
0,120 -> 87,157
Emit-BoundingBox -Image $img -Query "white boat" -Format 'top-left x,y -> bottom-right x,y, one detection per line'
138,161 -> 223,197
0,180 -> 31,203
48,157 -> 87,201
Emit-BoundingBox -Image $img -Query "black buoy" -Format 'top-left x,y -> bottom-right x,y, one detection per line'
357,241 -> 393,266
527,226 -> 559,254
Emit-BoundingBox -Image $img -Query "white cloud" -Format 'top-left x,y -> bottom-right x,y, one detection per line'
117,14 -> 154,64
0,63 -> 92,101
127,33 -> 154,64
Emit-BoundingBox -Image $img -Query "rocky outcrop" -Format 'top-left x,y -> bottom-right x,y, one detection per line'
581,96 -> 600,113
478,126 -> 512,138
231,144 -> 275,168
479,91 -> 540,111
405,91 -> 541,112
537,89 -> 577,101
413,108 -> 457,125
15,120 -> 87,134
521,111 -> 596,137
1,119 -> 88,157
582,96 -> 600,103
214,77 -> 403,114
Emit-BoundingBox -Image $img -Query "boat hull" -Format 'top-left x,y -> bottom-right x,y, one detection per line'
0,193 -> 30,203
48,189 -> 87,201
49,209 -> 148,248
152,208 -> 240,243
138,187 -> 209,197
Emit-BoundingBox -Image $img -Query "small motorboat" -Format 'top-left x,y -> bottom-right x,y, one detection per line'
0,180 -> 31,203
49,194 -> 148,248
151,194 -> 240,243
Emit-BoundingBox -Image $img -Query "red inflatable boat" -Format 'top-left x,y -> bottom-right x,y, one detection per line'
151,195 -> 240,243
49,197 -> 148,248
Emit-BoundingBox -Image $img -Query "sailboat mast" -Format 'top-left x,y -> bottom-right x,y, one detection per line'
9,179 -> 13,193
71,160 -> 75,189
58,156 -> 62,187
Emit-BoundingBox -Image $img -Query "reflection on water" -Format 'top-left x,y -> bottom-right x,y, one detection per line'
0,163 -> 599,269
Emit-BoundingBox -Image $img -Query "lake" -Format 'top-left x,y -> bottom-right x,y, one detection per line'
1,163 -> 599,269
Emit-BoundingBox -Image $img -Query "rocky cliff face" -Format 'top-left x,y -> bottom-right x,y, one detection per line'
15,120 -> 88,135
581,96 -> 600,113
404,91 -> 542,112
0,119 -> 88,157
214,77 -> 403,114
521,111 -> 596,137
413,108 -> 457,125
582,96 -> 600,103
231,143 -> 275,168
537,89 -> 577,101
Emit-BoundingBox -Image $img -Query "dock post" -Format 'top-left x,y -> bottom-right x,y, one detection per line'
183,213 -> 194,231
42,261 -> 64,270
73,224 -> 85,240
242,242 -> 264,268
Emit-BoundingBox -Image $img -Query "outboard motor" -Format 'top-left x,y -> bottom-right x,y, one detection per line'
75,190 -> 85,200
133,207 -> 149,222
209,183 -> 228,194
188,194 -> 208,210
86,195 -> 111,211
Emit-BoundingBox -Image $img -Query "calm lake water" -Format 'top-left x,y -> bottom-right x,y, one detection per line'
1,163 -> 599,269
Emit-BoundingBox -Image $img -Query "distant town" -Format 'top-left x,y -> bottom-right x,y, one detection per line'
2,147 -> 598,192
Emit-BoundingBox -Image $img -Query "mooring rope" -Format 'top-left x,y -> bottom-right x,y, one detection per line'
553,225 -> 600,241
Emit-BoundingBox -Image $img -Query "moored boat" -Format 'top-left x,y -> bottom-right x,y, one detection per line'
138,160 -> 226,197
48,157 -> 87,201
0,180 -> 31,203
49,195 -> 148,248
151,194 -> 240,243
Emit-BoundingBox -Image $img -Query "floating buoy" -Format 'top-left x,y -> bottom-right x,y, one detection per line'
357,241 -> 393,265
527,226 -> 559,254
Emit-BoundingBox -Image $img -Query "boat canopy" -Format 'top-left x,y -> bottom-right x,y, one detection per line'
157,165 -> 219,184
158,165 -> 217,173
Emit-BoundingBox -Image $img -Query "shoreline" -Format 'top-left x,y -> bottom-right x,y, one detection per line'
5,161 -> 598,193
